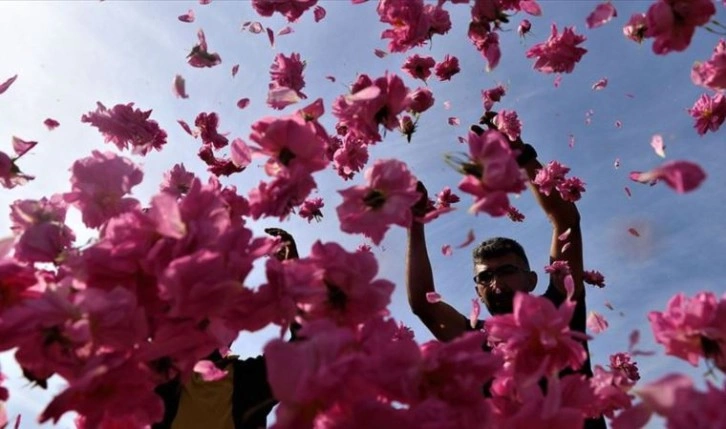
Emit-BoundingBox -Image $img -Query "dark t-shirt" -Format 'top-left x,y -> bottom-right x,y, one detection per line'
467,284 -> 606,429
153,355 -> 275,429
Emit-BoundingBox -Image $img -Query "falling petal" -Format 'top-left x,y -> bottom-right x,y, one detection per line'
630,160 -> 706,193
614,158 -> 620,168
178,9 -> 195,23
624,187 -> 632,198
245,22 -> 264,34
568,134 -> 575,148
193,360 -> 228,381
457,136 -> 467,144
628,227 -> 640,237
507,206 -> 525,222
586,2 -> 617,29
554,75 -> 562,87
628,329 -> 640,350
199,0 -> 211,4
11,137 -> 37,158
457,229 -> 475,248
558,228 -> 572,241
325,75 -> 336,82
345,86 -> 381,102
43,118 -> 60,130
374,49 -> 388,58
650,134 -> 666,158
236,98 -> 250,109
232,64 -> 239,77
0,75 -> 18,95
564,275 -> 575,298
615,120 -> 622,128
591,77 -> 608,90
230,138 -> 251,169
313,5 -> 326,22
173,75 -> 189,99
625,93 -> 635,98
519,0 -> 541,16
178,120 -> 194,136
267,86 -> 302,109
278,26 -> 294,36
561,242 -> 571,253
426,292 -> 442,303
187,29 -> 221,68
150,193 -> 187,239
587,311 -> 609,334
448,117 -> 460,126
441,244 -> 453,256
266,27 -> 275,47
443,100 -> 451,110
604,301 -> 614,311
470,299 -> 481,329
583,270 -> 605,287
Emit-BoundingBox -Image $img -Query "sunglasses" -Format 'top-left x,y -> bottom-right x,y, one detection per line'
473,264 -> 525,285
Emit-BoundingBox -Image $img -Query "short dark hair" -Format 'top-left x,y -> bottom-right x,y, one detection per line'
472,237 -> 529,268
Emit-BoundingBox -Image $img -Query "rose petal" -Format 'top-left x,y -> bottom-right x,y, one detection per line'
441,245 -> 453,256
630,160 -> 706,193
267,87 -> 302,109
232,64 -> 239,77
278,26 -> 294,36
470,298 -> 481,329
628,228 -> 640,237
457,229 -> 475,248
178,9 -> 195,23
374,49 -> 388,58
591,77 -> 608,90
266,27 -> 275,47
587,311 -> 609,334
325,75 -> 336,82
236,98 -> 250,109
624,186 -> 632,198
0,75 -> 18,95
558,228 -> 571,241
178,120 -> 194,136
43,118 -> 60,130
173,75 -> 189,99
650,134 -> 666,158
245,22 -> 264,34
193,360 -> 229,382
448,117 -> 460,126
11,136 -> 37,158
426,292 -> 442,303
313,5 -> 326,22
586,2 -> 617,29
230,138 -> 251,169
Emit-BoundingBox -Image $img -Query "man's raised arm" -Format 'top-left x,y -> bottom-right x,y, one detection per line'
406,182 -> 468,342
517,141 -> 584,301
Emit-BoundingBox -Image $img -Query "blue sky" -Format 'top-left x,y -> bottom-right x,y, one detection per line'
0,1 -> 724,427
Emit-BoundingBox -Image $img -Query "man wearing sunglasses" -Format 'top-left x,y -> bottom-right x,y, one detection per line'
406,123 -> 605,428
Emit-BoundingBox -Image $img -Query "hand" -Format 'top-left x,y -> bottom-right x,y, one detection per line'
264,227 -> 299,261
411,181 -> 430,219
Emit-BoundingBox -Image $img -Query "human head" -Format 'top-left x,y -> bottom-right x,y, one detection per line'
472,237 -> 537,315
